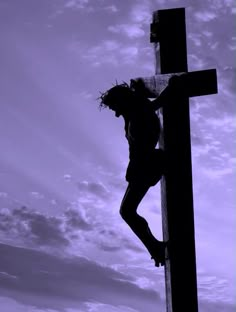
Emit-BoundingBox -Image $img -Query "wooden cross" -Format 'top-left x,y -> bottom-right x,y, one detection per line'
131,8 -> 217,312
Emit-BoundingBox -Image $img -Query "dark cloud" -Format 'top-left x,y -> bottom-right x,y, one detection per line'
0,206 -> 93,248
0,244 -> 234,312
96,228 -> 143,253
0,204 -> 141,256
27,213 -> 68,247
64,208 -> 91,231
0,243 -> 163,311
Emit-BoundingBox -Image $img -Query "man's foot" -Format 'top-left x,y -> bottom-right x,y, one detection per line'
151,241 -> 168,267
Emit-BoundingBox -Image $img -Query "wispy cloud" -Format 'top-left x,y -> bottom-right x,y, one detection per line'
84,302 -> 140,311
103,5 -> 119,13
205,115 -> 236,133
50,0 -> 91,17
188,33 -> 203,47
202,166 -> 234,179
207,0 -> 235,11
0,192 -> 8,198
194,11 -> 217,22
30,191 -> 44,199
108,24 -> 145,39
188,54 -> 207,70
77,180 -> 110,199
130,3 -> 151,25
82,40 -> 140,67
82,40 -> 119,67
198,271 -> 233,304
64,0 -> 89,9
120,46 -> 139,62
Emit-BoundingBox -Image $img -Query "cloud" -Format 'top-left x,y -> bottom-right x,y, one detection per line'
60,179 -> 146,255
210,41 -> 220,50
130,3 -> 151,25
134,276 -> 155,290
221,67 -> 236,96
103,5 -> 119,13
188,33 -> 202,47
3,206 -> 69,247
108,24 -> 145,39
0,206 -> 92,249
82,40 -> 140,67
84,302 -> 139,312
0,243 -> 163,311
64,0 -> 89,9
64,208 -> 91,231
199,300 -> 236,312
188,54 -> 207,70
82,40 -> 119,67
192,140 -> 220,157
0,297 -> 39,312
0,197 -> 140,257
120,46 -> 139,61
201,166 -> 234,180
207,0 -> 235,11
30,192 -> 44,199
25,213 -> 68,247
0,192 -> 8,198
51,0 -> 91,17
202,31 -> 213,38
228,43 -> 236,51
205,115 -> 236,133
77,181 -> 110,199
198,273 -> 230,303
194,11 -> 217,22
79,90 -> 93,99
63,174 -> 72,182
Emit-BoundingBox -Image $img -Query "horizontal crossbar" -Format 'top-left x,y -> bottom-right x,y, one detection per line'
131,69 -> 217,98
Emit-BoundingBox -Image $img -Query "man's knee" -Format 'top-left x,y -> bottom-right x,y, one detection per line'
119,204 -> 127,220
120,203 -> 133,222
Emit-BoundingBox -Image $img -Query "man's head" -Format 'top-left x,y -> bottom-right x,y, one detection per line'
99,82 -> 134,117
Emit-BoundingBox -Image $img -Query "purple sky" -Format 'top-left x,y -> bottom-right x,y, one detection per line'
0,0 -> 235,311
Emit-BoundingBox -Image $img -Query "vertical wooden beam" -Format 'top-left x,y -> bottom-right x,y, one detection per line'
151,8 -> 199,311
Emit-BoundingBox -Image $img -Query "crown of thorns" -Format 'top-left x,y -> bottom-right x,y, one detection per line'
98,81 -> 130,110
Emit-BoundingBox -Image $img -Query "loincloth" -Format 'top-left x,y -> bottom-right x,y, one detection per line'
125,149 -> 165,186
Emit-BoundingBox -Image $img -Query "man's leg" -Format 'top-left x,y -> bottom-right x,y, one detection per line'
120,183 -> 161,257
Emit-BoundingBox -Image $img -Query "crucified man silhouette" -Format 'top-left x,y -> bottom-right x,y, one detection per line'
99,77 -> 182,267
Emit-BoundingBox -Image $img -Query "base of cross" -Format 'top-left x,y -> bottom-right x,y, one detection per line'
130,69 -> 217,100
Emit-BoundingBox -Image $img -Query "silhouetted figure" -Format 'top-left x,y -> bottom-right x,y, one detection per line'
99,78 -> 181,266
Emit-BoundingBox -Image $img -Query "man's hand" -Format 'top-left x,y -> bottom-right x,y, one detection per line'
152,75 -> 187,111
